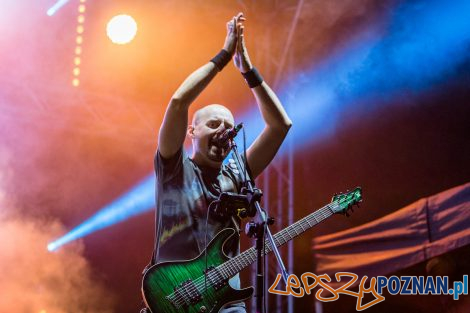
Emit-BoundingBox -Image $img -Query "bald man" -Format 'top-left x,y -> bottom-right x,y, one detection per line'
150,13 -> 291,312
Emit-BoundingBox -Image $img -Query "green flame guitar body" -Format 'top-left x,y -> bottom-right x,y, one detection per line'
142,229 -> 253,313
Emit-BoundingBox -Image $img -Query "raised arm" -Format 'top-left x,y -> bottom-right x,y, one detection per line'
233,21 -> 292,178
158,14 -> 244,159
158,63 -> 217,159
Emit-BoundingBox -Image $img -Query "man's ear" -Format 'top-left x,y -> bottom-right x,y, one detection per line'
187,125 -> 195,138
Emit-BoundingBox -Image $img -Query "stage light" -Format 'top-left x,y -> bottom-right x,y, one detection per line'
71,1 -> 86,88
106,14 -> 138,45
47,175 -> 155,251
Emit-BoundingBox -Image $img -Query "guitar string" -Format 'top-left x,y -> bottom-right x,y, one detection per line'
169,197 -> 356,307
168,202 -> 340,307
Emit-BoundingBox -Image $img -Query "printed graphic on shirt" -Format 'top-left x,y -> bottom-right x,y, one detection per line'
159,199 -> 190,246
160,220 -> 188,245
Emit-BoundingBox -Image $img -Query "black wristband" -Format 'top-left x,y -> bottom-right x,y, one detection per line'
210,49 -> 231,72
242,67 -> 264,88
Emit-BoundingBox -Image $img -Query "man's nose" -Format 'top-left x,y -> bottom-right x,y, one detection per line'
215,123 -> 227,133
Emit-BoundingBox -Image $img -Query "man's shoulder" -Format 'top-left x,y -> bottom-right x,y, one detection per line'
155,147 -> 189,164
154,148 -> 193,182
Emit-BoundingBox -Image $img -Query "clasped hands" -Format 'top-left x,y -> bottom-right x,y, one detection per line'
223,12 -> 252,74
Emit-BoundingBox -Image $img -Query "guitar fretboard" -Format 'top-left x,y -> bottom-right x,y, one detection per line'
217,202 -> 338,279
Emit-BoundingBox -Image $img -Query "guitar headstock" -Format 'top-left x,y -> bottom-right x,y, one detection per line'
331,187 -> 362,216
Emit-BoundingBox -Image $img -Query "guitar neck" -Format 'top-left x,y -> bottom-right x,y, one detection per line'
218,202 -> 338,278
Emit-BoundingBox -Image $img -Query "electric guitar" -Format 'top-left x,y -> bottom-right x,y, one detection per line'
142,187 -> 362,313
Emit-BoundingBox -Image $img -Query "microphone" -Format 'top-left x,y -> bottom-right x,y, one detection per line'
214,123 -> 243,147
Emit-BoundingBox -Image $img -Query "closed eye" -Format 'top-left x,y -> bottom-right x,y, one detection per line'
207,120 -> 221,129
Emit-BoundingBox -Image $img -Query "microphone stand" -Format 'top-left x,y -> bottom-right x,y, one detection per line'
227,134 -> 289,313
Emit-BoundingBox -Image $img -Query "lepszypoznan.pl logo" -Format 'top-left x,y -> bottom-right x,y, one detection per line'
269,272 -> 468,311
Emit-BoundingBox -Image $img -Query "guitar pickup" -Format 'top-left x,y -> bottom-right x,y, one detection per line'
204,267 -> 228,291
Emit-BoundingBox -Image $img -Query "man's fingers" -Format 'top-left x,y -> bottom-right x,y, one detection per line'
227,13 -> 244,39
239,26 -> 244,43
237,27 -> 245,51
233,17 -> 237,34
236,23 -> 242,34
227,16 -> 236,32
230,13 -> 245,31
236,12 -> 246,25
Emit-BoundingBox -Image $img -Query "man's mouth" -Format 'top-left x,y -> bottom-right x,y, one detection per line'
209,136 -> 229,152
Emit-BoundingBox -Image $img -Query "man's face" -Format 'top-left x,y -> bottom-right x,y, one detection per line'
190,105 -> 235,165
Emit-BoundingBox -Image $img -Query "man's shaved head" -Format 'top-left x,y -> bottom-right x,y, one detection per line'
192,104 -> 234,126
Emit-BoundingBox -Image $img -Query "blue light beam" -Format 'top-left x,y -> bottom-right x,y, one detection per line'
48,175 -> 155,251
47,0 -> 71,16
240,0 -> 470,151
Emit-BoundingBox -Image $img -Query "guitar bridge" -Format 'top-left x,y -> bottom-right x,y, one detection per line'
168,279 -> 202,308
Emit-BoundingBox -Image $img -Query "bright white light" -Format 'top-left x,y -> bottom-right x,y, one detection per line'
47,242 -> 56,252
106,14 -> 138,45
